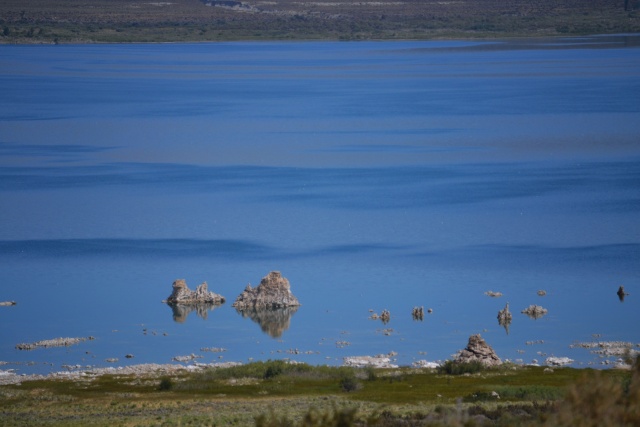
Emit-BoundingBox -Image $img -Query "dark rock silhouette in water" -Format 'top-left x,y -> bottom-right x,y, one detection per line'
380,309 -> 391,324
166,279 -> 225,305
454,334 -> 502,367
235,306 -> 299,338
617,285 -> 629,302
497,302 -> 512,334
232,271 -> 300,309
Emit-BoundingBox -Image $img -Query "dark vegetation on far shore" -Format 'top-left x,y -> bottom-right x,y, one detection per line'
1,0 -> 640,43
0,358 -> 638,426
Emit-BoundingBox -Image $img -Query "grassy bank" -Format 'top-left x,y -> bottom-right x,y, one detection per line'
1,0 -> 639,43
1,359 -> 638,426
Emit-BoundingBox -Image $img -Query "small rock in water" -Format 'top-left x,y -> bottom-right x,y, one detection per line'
497,303 -> 512,334
484,291 -> 503,297
521,304 -> 548,319
412,306 -> 424,321
0,301 -> 17,306
537,290 -> 547,296
16,337 -> 94,351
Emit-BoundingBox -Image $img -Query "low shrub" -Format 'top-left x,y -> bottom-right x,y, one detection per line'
256,406 -> 358,427
158,377 -> 173,391
339,373 -> 361,392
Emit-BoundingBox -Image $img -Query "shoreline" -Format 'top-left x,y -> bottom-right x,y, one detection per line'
2,346 -> 636,387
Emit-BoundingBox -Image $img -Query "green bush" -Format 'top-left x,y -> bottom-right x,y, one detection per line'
158,377 -> 173,391
437,360 -> 484,375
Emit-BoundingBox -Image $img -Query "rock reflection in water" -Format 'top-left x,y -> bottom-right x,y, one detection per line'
168,303 -> 221,323
235,306 -> 299,338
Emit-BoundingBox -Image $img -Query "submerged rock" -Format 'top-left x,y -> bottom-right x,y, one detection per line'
232,271 -> 300,309
454,334 -> 502,367
165,280 -> 225,305
521,304 -> 548,319
16,337 -> 94,351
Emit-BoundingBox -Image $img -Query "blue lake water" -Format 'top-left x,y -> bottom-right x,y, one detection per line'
1,35 -> 639,374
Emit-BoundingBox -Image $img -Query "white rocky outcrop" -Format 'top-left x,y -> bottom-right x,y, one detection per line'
343,354 -> 398,368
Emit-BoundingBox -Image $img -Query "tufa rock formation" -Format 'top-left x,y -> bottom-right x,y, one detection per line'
454,334 -> 502,367
497,302 -> 512,334
232,271 -> 300,309
165,280 -> 225,305
521,304 -> 548,319
412,306 -> 424,321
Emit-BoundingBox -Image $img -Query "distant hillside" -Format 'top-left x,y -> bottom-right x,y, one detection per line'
1,0 -> 639,43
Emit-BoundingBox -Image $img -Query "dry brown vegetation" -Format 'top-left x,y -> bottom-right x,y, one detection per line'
1,0 -> 639,42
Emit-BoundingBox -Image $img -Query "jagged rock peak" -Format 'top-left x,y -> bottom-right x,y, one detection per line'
165,279 -> 225,305
455,334 -> 502,367
232,271 -> 300,309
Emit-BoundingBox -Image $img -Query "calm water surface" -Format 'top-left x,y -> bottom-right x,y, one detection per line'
1,35 -> 639,374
